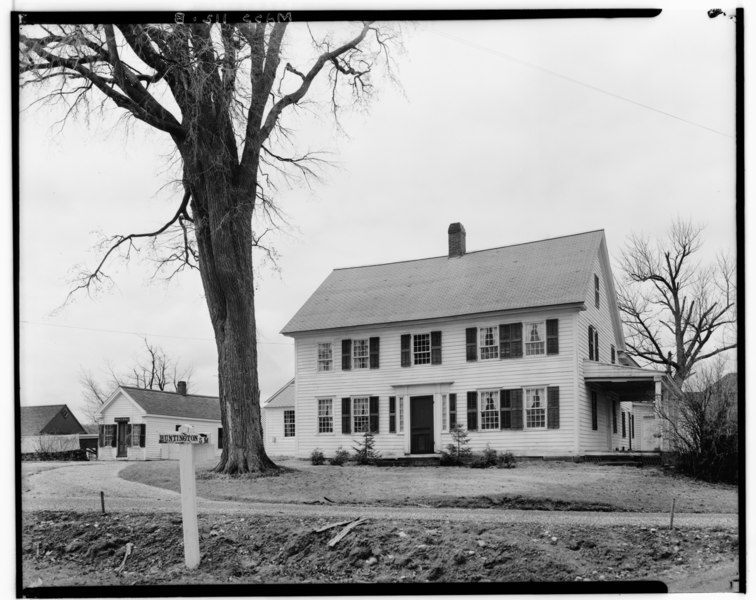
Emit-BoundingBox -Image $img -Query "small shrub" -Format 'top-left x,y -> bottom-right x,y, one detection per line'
442,424 -> 472,466
352,431 -> 381,465
329,447 -> 350,466
497,451 -> 516,469
310,448 -> 325,466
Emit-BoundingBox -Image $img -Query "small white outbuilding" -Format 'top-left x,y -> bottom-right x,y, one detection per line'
263,378 -> 296,457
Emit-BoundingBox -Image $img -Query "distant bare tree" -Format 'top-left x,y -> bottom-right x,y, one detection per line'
80,339 -> 193,422
617,219 -> 736,386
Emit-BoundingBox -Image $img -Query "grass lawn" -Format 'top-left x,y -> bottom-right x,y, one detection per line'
120,458 -> 737,513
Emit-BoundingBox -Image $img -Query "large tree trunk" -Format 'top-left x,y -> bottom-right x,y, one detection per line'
184,146 -> 277,474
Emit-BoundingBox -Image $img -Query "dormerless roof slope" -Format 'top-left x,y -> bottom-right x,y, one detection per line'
122,387 -> 221,421
282,230 -> 604,334
265,378 -> 295,408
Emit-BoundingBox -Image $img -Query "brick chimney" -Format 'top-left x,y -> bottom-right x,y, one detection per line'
177,381 -> 187,396
448,222 -> 466,257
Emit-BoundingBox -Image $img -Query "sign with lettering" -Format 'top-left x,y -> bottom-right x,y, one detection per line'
159,433 -> 208,444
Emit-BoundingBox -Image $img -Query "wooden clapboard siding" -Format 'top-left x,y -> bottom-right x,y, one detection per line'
576,250 -> 622,452
97,390 -> 147,460
145,415 -> 222,461
264,406 -> 297,456
292,307 -> 580,457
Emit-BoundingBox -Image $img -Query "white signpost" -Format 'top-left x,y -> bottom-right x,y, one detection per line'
159,425 -> 208,569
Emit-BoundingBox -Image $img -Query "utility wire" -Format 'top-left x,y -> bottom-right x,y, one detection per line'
429,26 -> 733,139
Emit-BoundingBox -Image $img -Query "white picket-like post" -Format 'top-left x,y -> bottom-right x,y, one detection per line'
178,441 -> 200,568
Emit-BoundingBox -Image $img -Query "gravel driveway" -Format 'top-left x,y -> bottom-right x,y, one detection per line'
22,461 -> 737,529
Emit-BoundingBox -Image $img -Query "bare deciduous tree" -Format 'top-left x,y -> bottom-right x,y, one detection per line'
616,219 -> 736,386
19,20 -> 400,473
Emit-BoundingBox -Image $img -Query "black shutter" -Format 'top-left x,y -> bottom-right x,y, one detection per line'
449,393 -> 457,428
139,424 -> 146,447
389,397 -> 396,433
499,324 -> 509,358
465,328 -> 478,361
509,323 -> 522,358
98,425 -> 105,447
511,389 -> 523,429
622,412 -> 626,437
548,387 -> 560,429
110,425 -> 117,447
466,391 -> 478,431
631,414 -> 635,439
588,326 -> 594,360
546,319 -> 559,355
594,330 -> 599,362
369,396 -> 379,433
341,398 -> 351,434
401,334 -> 411,367
341,339 -> 352,370
500,389 -> 512,429
218,428 -> 224,449
612,402 -> 617,434
611,346 -> 616,364
591,391 -> 598,430
126,424 -> 132,446
369,337 -> 380,369
431,331 -> 442,365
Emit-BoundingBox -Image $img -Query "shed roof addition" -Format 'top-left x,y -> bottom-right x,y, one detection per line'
264,378 -> 295,409
282,230 -> 604,334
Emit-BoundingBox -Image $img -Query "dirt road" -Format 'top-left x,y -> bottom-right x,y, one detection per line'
21,461 -> 737,529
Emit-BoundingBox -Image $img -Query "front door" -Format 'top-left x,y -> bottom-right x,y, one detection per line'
116,421 -> 129,458
410,396 -> 434,454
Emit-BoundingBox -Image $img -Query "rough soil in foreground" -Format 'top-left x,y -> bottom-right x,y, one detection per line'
22,511 -> 737,591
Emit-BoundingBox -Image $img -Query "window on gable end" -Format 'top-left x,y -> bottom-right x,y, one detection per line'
611,345 -> 616,364
595,274 -> 600,309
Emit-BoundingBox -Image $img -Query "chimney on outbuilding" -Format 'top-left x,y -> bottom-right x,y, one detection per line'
177,381 -> 187,396
448,222 -> 466,258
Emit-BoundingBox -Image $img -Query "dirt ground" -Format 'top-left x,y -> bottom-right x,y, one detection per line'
21,510 -> 738,592
121,458 -> 738,513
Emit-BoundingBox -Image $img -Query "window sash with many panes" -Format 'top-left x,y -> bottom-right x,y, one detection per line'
480,390 -> 500,430
524,322 -> 545,356
525,387 -> 547,429
317,398 -> 333,433
413,333 -> 431,364
352,339 -> 369,369
317,342 -> 332,372
479,326 -> 499,359
284,410 -> 295,437
352,396 -> 370,432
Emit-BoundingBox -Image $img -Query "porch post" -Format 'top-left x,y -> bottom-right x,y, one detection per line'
654,377 -> 664,451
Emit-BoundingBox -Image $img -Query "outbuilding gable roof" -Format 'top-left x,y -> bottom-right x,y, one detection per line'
282,230 -> 605,334
20,404 -> 86,436
264,378 -> 295,409
120,387 -> 221,421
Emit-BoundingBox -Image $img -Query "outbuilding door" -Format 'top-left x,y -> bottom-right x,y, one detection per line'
116,421 -> 129,458
410,396 -> 434,454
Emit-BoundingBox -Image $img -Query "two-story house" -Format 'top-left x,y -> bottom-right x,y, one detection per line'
279,224 -> 676,460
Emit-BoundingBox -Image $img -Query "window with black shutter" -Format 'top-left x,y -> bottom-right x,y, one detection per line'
466,391 -> 478,431
621,412 -> 626,438
611,345 -> 616,364
500,389 -> 513,429
591,391 -> 598,430
612,401 -> 617,434
400,334 -> 411,367
139,424 -> 146,447
369,396 -> 379,433
631,414 -> 635,439
511,389 -> 523,429
547,387 -> 560,429
341,397 -> 351,434
595,274 -> 600,309
341,340 -> 352,370
500,323 -> 523,358
98,425 -> 105,447
546,319 -> 559,355
110,425 -> 117,447
465,328 -> 477,361
430,331 -> 442,365
449,393 -> 457,428
389,397 -> 396,433
594,329 -> 599,361
369,337 -> 380,369
588,326 -> 595,360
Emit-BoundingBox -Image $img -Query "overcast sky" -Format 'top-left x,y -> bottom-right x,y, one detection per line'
17,8 -> 738,424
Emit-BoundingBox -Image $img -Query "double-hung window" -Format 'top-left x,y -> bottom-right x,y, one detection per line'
413,333 -> 431,364
352,339 -> 369,369
318,398 -> 333,433
479,326 -> 499,360
524,322 -> 545,356
284,410 -> 296,437
480,390 -> 500,430
317,343 -> 333,372
525,387 -> 547,429
352,396 -> 371,433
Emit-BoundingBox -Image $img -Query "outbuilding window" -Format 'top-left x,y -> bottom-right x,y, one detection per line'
284,410 -> 295,437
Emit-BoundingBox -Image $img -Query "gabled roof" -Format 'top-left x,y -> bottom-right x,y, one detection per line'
282,230 -> 605,334
264,378 -> 295,409
119,386 -> 221,421
20,404 -> 86,436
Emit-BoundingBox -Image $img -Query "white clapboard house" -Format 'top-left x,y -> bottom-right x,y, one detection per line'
263,378 -> 296,457
278,224 -> 677,460
95,382 -> 222,461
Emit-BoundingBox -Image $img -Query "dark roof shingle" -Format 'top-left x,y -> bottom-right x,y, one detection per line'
282,230 -> 604,334
121,387 -> 221,421
20,404 -> 85,436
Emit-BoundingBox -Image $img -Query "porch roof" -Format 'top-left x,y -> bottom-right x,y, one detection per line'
583,360 -> 677,403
